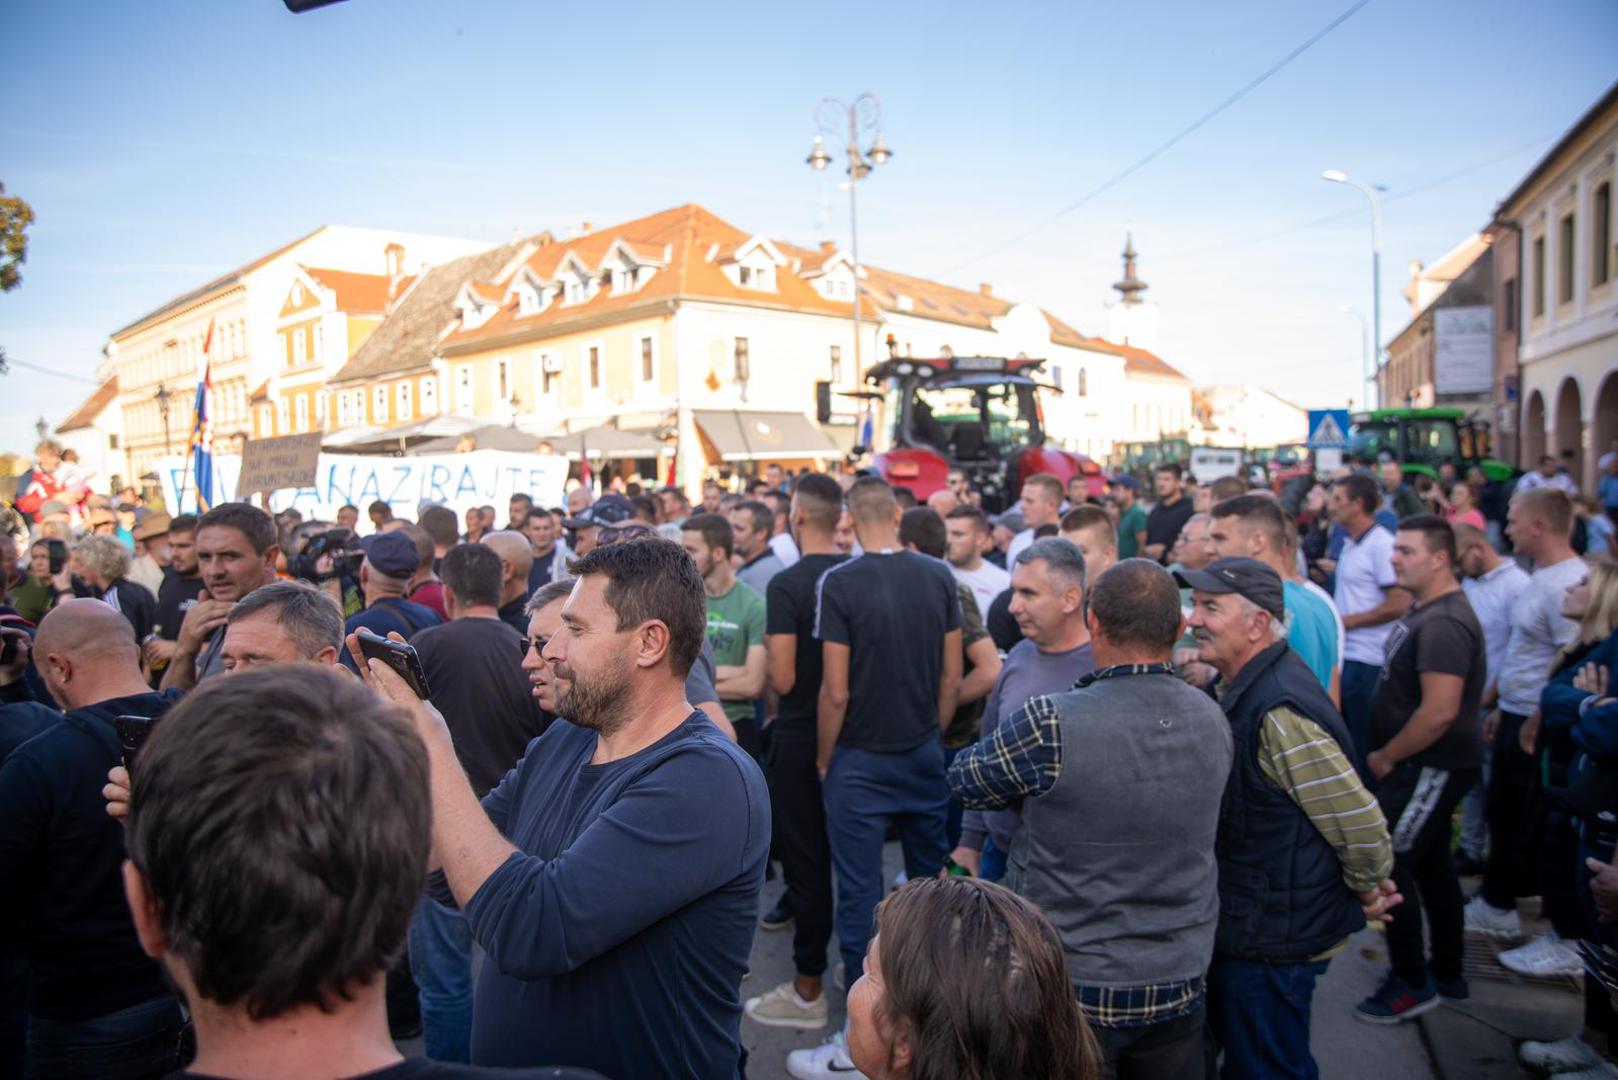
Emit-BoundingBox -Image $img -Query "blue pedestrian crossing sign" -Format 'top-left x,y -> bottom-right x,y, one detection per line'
1307,409 -> 1350,449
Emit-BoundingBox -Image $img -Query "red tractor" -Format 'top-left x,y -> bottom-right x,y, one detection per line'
854,352 -> 1105,512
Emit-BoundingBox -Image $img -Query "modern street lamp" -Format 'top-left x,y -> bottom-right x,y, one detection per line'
806,94 -> 891,381
1336,303 -> 1370,410
153,383 -> 173,456
1322,169 -> 1384,410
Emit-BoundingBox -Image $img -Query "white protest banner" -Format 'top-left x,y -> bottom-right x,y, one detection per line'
157,450 -> 570,521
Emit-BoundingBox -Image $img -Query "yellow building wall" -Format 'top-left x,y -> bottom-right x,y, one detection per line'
348,314 -> 381,356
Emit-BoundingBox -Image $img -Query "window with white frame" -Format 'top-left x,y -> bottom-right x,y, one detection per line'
588,346 -> 601,391
566,278 -> 585,305
497,357 -> 511,402
455,366 -> 474,415
373,384 -> 389,424
830,344 -> 842,383
261,405 -> 274,435
539,352 -> 561,398
639,337 -> 655,383
313,324 -> 323,363
1078,367 -> 1088,396
291,327 -> 306,365
421,375 -> 438,415
276,399 -> 290,433
397,382 -> 413,421
517,285 -> 539,316
336,391 -> 352,427
316,391 -> 327,424
294,395 -> 309,432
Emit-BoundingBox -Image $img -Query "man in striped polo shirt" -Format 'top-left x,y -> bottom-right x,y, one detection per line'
1181,556 -> 1397,1076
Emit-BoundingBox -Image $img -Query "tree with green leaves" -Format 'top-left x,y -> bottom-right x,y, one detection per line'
0,183 -> 34,292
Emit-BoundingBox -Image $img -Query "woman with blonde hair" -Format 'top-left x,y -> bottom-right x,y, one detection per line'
842,876 -> 1100,1080
71,533 -> 158,644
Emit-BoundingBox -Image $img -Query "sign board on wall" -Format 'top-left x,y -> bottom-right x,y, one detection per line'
156,451 -> 570,521
1434,306 -> 1493,396
234,433 -> 325,497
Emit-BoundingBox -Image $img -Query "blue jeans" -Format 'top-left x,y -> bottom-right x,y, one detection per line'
1207,957 -> 1330,1080
25,995 -> 184,1080
979,834 -> 1008,883
1339,660 -> 1380,779
409,895 -> 474,1063
822,740 -> 950,982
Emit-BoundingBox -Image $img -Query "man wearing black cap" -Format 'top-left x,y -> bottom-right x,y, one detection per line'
338,531 -> 443,672
1181,557 -> 1396,1077
564,494 -> 636,558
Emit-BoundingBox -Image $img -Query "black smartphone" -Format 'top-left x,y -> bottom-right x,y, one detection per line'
46,539 -> 68,577
0,628 -> 23,667
355,629 -> 432,699
115,715 -> 156,774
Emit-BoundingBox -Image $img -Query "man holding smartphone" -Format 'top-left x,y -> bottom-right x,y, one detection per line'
0,600 -> 185,1077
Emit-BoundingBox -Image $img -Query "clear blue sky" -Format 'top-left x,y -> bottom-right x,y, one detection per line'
4,0 -> 1614,456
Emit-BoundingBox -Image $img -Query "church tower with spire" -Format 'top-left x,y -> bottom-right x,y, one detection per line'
1105,233 -> 1159,352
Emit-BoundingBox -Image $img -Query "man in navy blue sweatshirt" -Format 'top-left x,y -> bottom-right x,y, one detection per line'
351,538 -> 769,1080
0,599 -> 185,1079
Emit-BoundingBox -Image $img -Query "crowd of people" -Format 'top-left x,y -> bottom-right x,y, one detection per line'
2,434 -> 1618,1080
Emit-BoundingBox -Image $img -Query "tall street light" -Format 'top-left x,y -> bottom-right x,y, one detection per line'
1336,303 -> 1370,409
1322,169 -> 1383,410
807,94 -> 891,381
154,383 -> 173,456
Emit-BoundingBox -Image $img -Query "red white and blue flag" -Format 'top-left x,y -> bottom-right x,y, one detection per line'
189,319 -> 216,511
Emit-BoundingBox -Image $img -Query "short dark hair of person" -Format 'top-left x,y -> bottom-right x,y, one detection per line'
871,877 -> 1101,1080
1155,462 -> 1184,481
397,523 -> 435,573
367,500 -> 393,520
946,504 -> 990,535
629,494 -> 658,524
899,507 -> 947,559
525,576 -> 577,617
848,476 -> 899,523
682,512 -> 735,561
510,493 -> 533,510
746,479 -> 771,497
1515,487 -> 1575,538
197,503 -> 276,555
227,579 -> 344,657
1337,473 -> 1380,516
1211,494 -> 1292,553
569,538 -> 705,677
733,499 -> 773,537
1208,475 -> 1248,502
891,485 -> 918,509
124,666 -> 429,1021
418,505 -> 460,549
168,513 -> 199,537
1060,504 -> 1112,536
762,489 -> 790,515
1088,558 -> 1183,654
1034,523 -> 1059,539
440,543 -> 504,609
793,473 -> 844,531
1023,472 -> 1065,505
339,504 -> 359,515
1396,512 -> 1458,566
525,507 -> 555,527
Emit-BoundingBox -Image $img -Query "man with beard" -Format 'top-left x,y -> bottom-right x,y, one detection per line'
350,539 -> 767,1079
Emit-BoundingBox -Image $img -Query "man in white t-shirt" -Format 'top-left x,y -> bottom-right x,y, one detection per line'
1004,473 -> 1064,565
1466,488 -> 1586,949
1329,473 -> 1410,774
1453,522 -> 1531,872
1515,455 -> 1577,496
943,505 -> 1009,617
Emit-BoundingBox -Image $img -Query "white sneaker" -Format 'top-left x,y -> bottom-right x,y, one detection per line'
1518,1034 -> 1609,1071
745,980 -> 830,1030
786,1030 -> 868,1079
1498,930 -> 1583,977
1463,895 -> 1522,940
1546,1066 -> 1618,1079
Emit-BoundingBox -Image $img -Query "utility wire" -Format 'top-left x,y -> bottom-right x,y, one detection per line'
942,0 -> 1374,274
0,355 -> 102,384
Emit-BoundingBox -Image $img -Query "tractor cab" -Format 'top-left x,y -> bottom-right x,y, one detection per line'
859,349 -> 1103,511
1347,407 -> 1513,483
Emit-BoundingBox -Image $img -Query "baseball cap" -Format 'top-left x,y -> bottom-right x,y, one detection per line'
360,531 -> 419,579
133,511 -> 172,542
1174,557 -> 1286,620
1107,473 -> 1138,492
564,493 -> 636,530
991,510 -> 1025,533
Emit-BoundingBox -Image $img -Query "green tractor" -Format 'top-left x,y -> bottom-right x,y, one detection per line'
1347,407 -> 1513,483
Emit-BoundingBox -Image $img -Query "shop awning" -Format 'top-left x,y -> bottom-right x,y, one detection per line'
535,425 -> 666,462
691,410 -> 841,461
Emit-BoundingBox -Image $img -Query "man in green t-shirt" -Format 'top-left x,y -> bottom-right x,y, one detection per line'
1109,474 -> 1148,559
681,512 -> 767,758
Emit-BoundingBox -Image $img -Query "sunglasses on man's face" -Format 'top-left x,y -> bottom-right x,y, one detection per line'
521,634 -> 550,659
595,523 -> 656,544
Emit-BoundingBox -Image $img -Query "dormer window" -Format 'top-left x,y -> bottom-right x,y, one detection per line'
565,279 -> 584,305
735,262 -> 775,291
517,286 -> 540,316
613,267 -> 638,294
